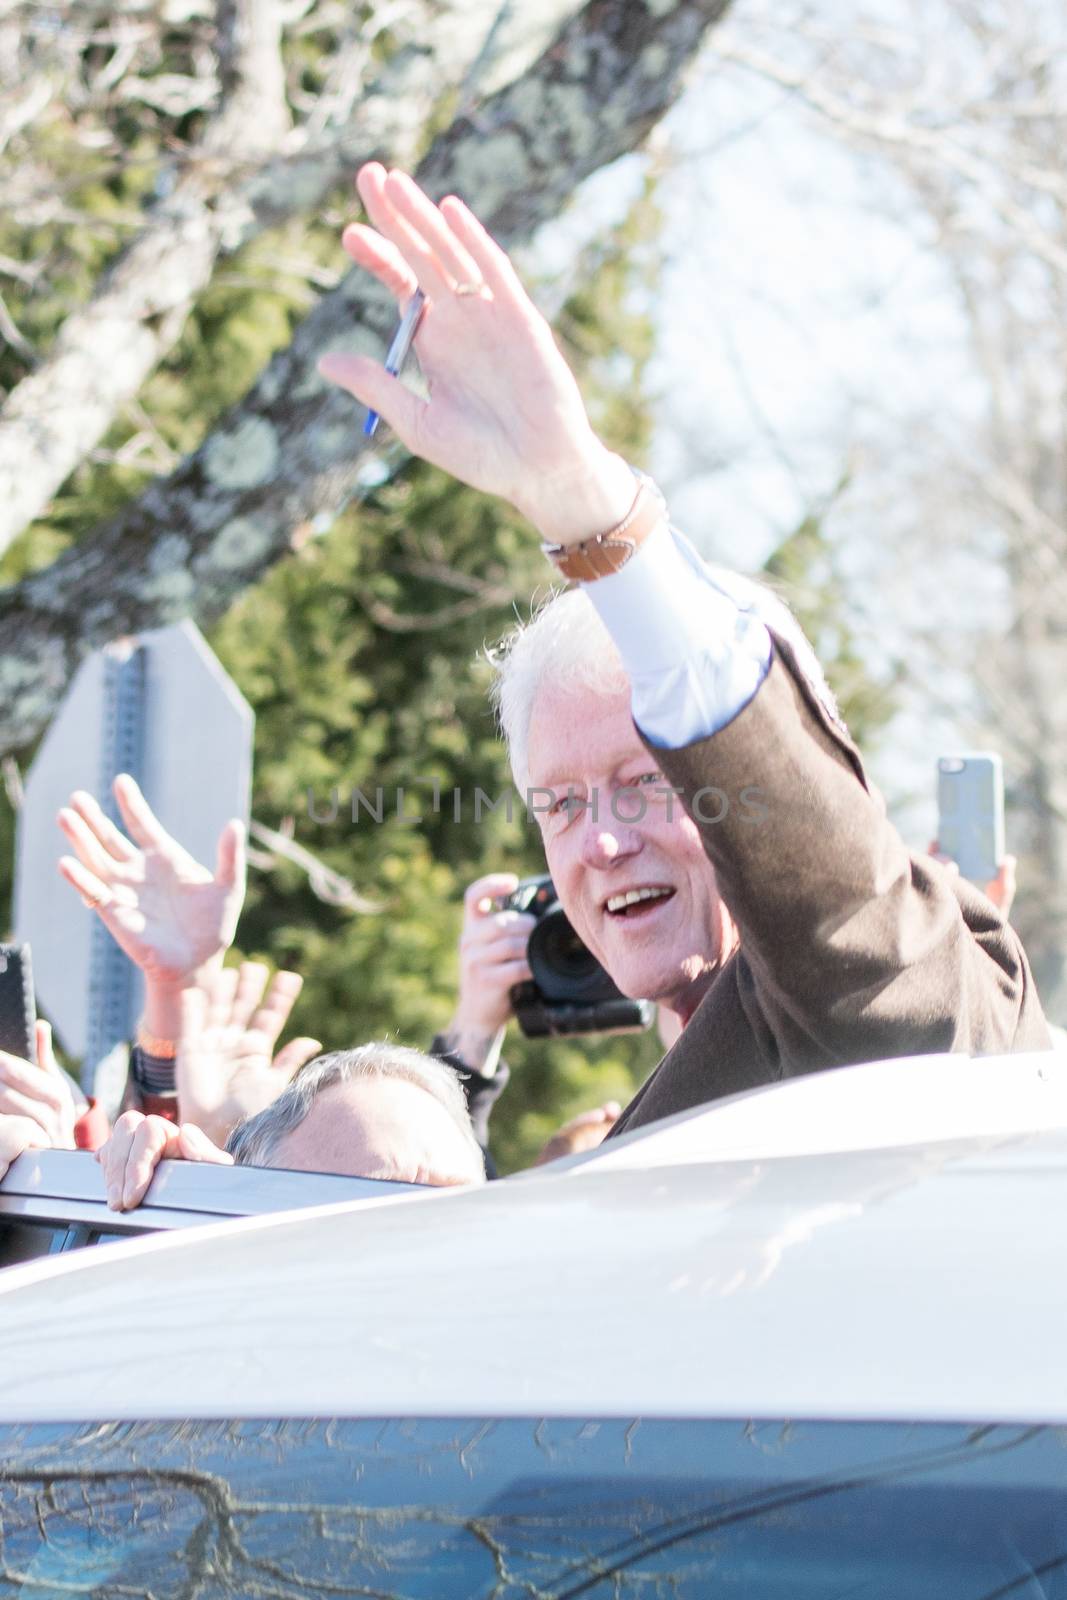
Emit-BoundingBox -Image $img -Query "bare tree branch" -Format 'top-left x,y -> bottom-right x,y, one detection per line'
712,38 -> 1067,277
0,0 -> 733,754
0,0 -> 558,558
210,0 -> 291,155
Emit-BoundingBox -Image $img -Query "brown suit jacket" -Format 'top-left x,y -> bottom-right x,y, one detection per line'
610,633 -> 1050,1137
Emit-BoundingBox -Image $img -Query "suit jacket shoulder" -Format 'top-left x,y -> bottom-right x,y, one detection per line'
611,632 -> 1049,1137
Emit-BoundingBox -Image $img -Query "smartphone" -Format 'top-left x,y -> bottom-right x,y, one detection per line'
0,943 -> 36,1062
937,753 -> 1004,886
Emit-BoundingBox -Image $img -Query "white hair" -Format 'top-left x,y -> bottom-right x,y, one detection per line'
489,568 -> 840,795
226,1043 -> 484,1180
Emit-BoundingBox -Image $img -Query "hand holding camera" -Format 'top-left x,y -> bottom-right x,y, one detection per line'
443,871 -> 655,1072
442,874 -> 537,1074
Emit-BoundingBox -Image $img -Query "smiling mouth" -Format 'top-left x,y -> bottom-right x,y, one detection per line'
605,886 -> 675,919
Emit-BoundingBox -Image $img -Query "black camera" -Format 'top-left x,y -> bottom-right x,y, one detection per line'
505,874 -> 654,1039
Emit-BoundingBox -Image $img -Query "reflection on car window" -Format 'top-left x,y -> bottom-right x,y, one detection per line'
0,1418 -> 1065,1597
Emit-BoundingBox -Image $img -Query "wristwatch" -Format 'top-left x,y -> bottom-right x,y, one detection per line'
540,471 -> 667,583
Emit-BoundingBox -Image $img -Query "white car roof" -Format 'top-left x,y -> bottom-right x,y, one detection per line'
1,1052 -> 1066,1426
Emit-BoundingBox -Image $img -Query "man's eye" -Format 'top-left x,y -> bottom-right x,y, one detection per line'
636,771 -> 664,787
549,791 -> 582,818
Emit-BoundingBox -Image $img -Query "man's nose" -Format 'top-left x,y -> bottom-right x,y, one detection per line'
578,812 -> 643,869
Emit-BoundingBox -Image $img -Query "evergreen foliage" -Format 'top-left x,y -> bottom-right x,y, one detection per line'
0,68 -> 894,1168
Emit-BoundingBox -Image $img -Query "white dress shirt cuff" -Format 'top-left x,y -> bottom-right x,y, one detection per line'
582,519 -> 772,748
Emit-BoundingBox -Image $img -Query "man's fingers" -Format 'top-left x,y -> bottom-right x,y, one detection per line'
229,961 -> 270,1030
122,1117 -> 180,1209
272,1037 -> 322,1080
317,351 -> 428,446
0,1051 -> 65,1110
215,819 -> 246,895
0,1086 -> 54,1136
355,162 -> 452,301
177,1123 -> 234,1165
112,773 -> 171,853
438,193 -> 528,307
341,223 -> 420,305
558,1105 -> 620,1134
384,169 -> 484,291
463,912 -> 536,951
57,807 -> 119,883
68,789 -> 138,862
204,965 -> 240,1029
472,957 -> 531,990
248,970 -> 303,1046
57,855 -> 115,913
464,874 -> 521,915
99,1111 -> 142,1206
35,1019 -> 56,1075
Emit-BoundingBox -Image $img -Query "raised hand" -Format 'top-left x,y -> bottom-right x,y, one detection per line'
177,962 -> 321,1145
57,774 -> 245,988
318,164 -> 636,545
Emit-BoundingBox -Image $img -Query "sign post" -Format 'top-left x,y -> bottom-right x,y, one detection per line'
14,621 -> 254,1093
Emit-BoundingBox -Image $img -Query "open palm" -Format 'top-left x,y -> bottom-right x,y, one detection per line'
57,774 -> 245,986
177,963 -> 321,1145
319,165 -> 634,541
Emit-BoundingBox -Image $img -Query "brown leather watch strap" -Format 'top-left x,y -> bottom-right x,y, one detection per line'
541,473 -> 667,583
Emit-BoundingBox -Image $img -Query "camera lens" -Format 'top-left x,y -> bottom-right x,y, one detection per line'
538,914 -> 600,979
527,903 -> 618,1002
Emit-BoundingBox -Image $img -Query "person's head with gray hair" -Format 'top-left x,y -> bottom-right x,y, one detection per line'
486,572 -> 839,1031
491,575 -> 838,797
227,1043 -> 485,1187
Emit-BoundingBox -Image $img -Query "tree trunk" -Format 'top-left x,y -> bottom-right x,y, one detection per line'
0,0 -> 732,755
0,0 -> 572,558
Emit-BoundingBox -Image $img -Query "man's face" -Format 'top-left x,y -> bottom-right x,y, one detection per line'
272,1076 -> 484,1187
527,681 -> 729,1019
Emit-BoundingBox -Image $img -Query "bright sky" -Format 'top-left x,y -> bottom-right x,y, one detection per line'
536,13 -> 1013,839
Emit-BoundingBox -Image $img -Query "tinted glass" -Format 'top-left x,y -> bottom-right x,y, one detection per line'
0,1418 -> 1064,1596
0,1219 -> 68,1268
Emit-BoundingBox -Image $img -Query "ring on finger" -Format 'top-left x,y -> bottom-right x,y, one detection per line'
453,281 -> 485,298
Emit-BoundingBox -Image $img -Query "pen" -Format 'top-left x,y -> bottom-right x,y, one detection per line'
363,290 -> 427,437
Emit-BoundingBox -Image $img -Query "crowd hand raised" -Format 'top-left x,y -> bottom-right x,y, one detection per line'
0,1020 -> 76,1149
441,873 -> 536,1074
929,841 -> 1018,919
97,1110 -> 232,1212
177,963 -> 321,1146
318,163 -> 637,545
57,774 -> 245,988
534,1102 -> 622,1166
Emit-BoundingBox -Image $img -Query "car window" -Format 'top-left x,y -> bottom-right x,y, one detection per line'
0,1217 -> 145,1267
0,1418 -> 1064,1597
0,1218 -> 71,1268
